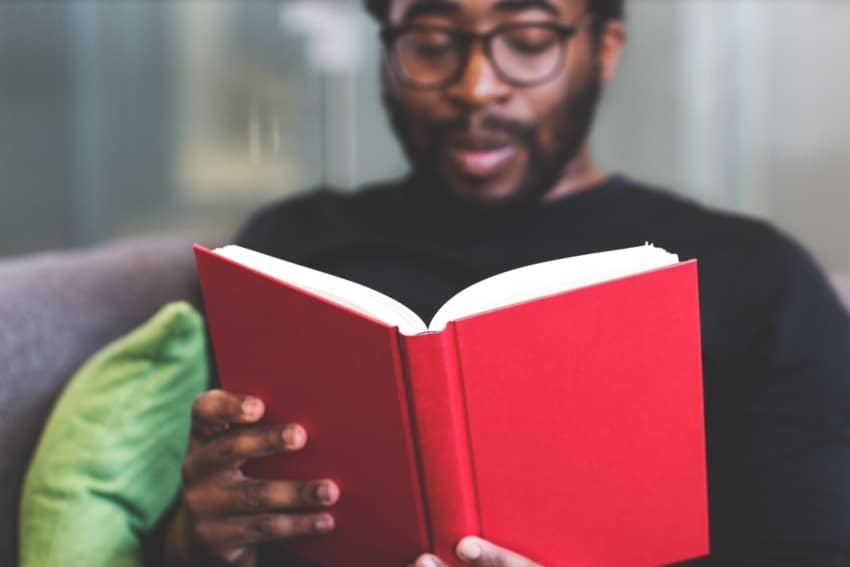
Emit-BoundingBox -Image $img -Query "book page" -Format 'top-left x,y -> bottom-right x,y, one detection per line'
214,244 -> 678,336
213,246 -> 428,335
428,245 -> 679,331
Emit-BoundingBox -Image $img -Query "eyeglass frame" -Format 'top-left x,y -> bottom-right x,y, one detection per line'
380,16 -> 595,90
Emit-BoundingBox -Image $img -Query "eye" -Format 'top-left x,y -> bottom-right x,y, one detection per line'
415,42 -> 453,58
502,28 -> 558,55
406,31 -> 455,59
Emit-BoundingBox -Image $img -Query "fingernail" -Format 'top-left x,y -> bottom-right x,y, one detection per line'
314,514 -> 334,532
315,481 -> 339,505
241,397 -> 263,418
457,537 -> 482,560
282,424 -> 306,448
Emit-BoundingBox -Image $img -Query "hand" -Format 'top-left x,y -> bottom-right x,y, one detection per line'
410,536 -> 544,567
165,389 -> 340,566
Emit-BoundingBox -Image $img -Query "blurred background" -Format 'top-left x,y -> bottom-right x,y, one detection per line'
1,0 -> 848,272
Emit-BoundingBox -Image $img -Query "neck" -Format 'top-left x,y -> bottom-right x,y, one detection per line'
543,144 -> 607,202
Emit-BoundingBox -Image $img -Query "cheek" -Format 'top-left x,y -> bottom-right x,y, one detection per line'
524,83 -> 572,149
388,85 -> 446,143
525,57 -> 596,151
386,68 -> 444,117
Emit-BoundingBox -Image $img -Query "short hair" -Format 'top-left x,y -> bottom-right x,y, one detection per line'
364,0 -> 625,24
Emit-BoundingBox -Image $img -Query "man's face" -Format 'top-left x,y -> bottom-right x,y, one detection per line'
382,0 -> 612,207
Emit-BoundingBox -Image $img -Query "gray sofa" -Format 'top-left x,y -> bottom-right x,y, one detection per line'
0,233 -> 222,566
0,237 -> 848,566
831,274 -> 850,312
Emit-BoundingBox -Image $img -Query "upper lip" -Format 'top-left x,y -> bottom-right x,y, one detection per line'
447,132 -> 514,152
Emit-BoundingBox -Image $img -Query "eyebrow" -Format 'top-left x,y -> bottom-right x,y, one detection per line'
401,1 -> 461,23
494,0 -> 560,16
400,0 -> 559,24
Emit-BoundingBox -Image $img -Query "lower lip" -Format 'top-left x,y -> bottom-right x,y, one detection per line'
448,145 -> 519,177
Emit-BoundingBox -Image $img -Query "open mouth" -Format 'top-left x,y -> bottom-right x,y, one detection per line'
445,134 -> 520,178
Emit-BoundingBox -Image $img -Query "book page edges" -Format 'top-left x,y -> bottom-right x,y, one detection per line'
204,244 -> 682,337
207,244 -> 427,335
194,245 -> 425,335
429,245 -> 679,331
401,325 -> 480,563
436,259 -> 695,334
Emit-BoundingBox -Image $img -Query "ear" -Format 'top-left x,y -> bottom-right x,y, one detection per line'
598,19 -> 626,84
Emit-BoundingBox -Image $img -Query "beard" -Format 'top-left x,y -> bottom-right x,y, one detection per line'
382,57 -> 604,218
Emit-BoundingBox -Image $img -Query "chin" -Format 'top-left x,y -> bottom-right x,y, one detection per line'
464,188 -> 521,205
442,185 -> 534,214
442,170 -> 526,206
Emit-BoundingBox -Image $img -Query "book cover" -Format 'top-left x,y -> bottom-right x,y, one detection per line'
195,245 -> 709,566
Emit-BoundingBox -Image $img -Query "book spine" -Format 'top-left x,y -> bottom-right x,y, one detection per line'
400,324 -> 479,563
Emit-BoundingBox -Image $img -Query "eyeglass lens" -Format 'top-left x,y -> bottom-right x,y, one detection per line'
392,26 -> 565,87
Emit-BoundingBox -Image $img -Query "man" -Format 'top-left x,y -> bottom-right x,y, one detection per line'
162,0 -> 850,565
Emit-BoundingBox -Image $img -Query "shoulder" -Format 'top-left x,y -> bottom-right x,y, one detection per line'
615,177 -> 789,253
612,177 -> 812,280
614,176 -> 846,336
620,179 -> 850,368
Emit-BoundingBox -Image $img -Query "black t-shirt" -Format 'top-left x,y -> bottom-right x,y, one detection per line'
233,175 -> 850,566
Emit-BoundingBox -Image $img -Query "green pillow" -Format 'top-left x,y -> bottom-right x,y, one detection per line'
20,302 -> 208,567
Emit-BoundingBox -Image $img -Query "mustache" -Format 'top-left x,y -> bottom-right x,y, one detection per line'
429,113 -> 537,143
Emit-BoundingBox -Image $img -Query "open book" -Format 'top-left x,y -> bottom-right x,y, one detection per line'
195,244 -> 709,567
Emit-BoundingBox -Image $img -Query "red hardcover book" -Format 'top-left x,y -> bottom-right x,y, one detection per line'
195,244 -> 709,567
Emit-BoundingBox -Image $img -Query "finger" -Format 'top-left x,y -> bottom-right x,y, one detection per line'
191,390 -> 265,440
409,554 -> 452,567
188,478 -> 340,516
198,512 -> 335,551
456,536 -> 543,567
186,423 -> 307,478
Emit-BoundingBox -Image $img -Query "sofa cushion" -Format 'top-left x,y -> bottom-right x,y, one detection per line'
0,233 -> 220,566
19,302 -> 207,567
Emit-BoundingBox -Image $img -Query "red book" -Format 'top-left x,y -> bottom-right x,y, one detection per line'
195,244 -> 709,567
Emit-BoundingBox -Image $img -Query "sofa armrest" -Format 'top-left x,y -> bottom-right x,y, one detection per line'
829,273 -> 850,313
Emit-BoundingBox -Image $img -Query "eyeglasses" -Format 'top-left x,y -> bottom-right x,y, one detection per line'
380,17 -> 592,90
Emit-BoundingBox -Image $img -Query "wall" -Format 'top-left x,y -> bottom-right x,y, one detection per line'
1,1 -> 848,272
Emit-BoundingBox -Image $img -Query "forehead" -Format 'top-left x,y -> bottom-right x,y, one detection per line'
387,0 -> 585,24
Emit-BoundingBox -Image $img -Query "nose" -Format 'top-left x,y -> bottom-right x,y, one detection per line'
445,44 -> 512,109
